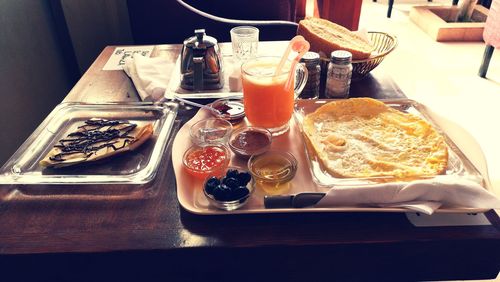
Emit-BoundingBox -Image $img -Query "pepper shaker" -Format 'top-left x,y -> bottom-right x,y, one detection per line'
325,50 -> 352,99
299,52 -> 321,99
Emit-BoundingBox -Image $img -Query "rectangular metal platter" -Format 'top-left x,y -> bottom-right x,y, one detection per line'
293,99 -> 484,187
0,102 -> 178,189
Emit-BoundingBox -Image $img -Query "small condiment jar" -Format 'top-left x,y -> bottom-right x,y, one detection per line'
228,126 -> 272,157
325,50 -> 352,99
247,151 -> 297,195
299,52 -> 321,99
182,144 -> 231,179
210,98 -> 245,124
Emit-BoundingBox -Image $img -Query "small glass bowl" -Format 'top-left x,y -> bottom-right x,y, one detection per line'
203,167 -> 255,211
229,126 -> 272,157
182,144 -> 231,179
248,151 -> 298,195
210,98 -> 245,124
189,118 -> 233,146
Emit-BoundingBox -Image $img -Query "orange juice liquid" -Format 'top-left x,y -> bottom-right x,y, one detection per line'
242,58 -> 294,129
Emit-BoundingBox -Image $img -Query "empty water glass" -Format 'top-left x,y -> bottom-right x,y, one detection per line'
230,26 -> 259,63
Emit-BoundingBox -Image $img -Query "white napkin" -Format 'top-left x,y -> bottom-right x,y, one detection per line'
123,55 -> 169,101
315,178 -> 500,215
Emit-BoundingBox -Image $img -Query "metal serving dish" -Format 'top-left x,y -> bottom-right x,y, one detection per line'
0,102 -> 178,186
293,99 -> 484,187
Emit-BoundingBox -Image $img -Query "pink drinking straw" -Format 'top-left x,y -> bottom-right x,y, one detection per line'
274,35 -> 310,91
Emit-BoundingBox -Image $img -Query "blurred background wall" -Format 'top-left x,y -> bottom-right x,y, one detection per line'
0,0 -> 73,165
0,0 -> 131,165
59,0 -> 133,73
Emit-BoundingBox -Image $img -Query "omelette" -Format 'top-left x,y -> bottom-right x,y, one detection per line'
303,98 -> 448,179
40,118 -> 153,168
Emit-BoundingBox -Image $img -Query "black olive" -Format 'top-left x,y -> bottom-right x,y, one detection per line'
232,187 -> 250,200
217,184 -> 232,201
205,176 -> 220,195
223,177 -> 240,190
212,185 -> 224,200
237,172 -> 252,185
226,169 -> 239,179
206,176 -> 220,186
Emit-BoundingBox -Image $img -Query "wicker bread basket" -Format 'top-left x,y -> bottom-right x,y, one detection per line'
320,31 -> 398,80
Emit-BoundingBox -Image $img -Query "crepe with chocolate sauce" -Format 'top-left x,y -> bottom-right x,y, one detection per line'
40,118 -> 153,168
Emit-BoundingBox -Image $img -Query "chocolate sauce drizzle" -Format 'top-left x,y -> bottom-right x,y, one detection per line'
49,119 -> 137,162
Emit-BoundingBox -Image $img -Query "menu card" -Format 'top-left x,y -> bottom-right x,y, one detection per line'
102,46 -> 155,71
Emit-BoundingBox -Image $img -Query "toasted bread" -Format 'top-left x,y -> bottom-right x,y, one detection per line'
297,17 -> 374,60
40,119 -> 153,168
303,98 -> 448,179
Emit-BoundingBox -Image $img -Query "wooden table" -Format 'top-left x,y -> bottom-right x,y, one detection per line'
0,43 -> 499,282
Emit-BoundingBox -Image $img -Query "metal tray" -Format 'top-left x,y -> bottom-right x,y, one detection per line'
165,54 -> 243,100
0,102 -> 178,186
293,99 -> 484,187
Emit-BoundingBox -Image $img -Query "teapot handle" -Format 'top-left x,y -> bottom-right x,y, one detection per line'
193,56 -> 204,91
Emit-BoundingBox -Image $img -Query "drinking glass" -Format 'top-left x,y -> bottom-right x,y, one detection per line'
230,26 -> 259,63
241,56 -> 308,136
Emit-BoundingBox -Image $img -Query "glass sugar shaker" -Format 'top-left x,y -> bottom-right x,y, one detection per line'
299,52 -> 321,99
325,50 -> 352,98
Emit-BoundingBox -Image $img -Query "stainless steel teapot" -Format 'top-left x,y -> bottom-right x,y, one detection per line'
180,29 -> 224,91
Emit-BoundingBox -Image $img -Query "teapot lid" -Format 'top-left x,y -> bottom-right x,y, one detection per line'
184,29 -> 218,50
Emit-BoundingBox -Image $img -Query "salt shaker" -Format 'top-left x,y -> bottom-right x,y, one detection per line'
299,52 -> 321,99
325,50 -> 352,98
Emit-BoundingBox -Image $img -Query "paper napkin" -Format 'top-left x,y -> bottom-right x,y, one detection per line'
123,55 -> 170,101
315,177 -> 500,215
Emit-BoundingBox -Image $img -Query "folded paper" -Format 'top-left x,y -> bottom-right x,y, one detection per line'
123,55 -> 170,101
315,178 -> 500,215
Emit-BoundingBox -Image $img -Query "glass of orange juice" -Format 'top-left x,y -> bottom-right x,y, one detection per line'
241,56 -> 308,136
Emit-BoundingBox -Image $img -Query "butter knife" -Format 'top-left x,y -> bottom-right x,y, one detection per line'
264,193 -> 326,209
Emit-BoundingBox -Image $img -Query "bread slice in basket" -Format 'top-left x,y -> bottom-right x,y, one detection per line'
40,118 -> 153,168
302,98 -> 448,179
297,17 -> 374,60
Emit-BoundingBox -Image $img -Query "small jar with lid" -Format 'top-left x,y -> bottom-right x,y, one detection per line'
299,51 -> 321,99
325,50 -> 353,99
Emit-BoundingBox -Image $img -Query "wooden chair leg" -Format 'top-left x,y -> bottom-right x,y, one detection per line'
479,45 -> 494,78
387,0 -> 394,18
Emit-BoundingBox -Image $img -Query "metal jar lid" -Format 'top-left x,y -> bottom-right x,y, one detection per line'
183,29 -> 218,50
300,51 -> 320,67
330,50 -> 352,65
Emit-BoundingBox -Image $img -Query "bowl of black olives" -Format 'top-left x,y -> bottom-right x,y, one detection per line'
203,167 -> 254,211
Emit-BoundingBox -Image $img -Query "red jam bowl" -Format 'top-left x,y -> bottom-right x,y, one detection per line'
182,144 -> 231,179
229,126 -> 272,157
210,98 -> 245,124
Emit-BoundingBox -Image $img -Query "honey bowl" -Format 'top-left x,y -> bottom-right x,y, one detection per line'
247,151 -> 298,195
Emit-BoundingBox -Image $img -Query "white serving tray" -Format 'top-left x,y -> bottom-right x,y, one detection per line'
172,98 -> 492,215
